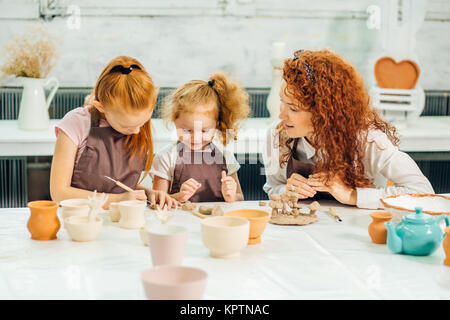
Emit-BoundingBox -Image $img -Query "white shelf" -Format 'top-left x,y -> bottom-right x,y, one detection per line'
1,117 -> 450,156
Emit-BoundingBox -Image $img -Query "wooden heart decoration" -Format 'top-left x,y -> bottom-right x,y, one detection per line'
374,57 -> 420,89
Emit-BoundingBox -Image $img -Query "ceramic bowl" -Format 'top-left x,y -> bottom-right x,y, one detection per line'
118,200 -> 147,229
64,216 -> 103,242
381,194 -> 450,224
201,216 -> 249,258
224,209 -> 271,244
109,202 -> 121,222
60,198 -> 89,220
141,266 -> 207,300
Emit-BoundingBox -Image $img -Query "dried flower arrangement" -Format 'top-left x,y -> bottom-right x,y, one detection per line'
1,24 -> 61,79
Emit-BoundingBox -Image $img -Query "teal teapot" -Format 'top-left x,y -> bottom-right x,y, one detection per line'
385,207 -> 449,256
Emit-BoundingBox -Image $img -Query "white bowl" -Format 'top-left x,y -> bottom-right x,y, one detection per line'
65,216 -> 103,242
141,266 -> 207,300
381,193 -> 450,224
118,200 -> 147,229
201,216 -> 249,258
60,198 -> 89,220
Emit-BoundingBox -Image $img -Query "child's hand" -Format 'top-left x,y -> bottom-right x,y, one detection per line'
148,190 -> 181,210
180,178 -> 201,202
119,190 -> 147,202
221,171 -> 237,202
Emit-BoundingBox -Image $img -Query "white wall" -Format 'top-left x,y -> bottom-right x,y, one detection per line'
1,0 -> 449,90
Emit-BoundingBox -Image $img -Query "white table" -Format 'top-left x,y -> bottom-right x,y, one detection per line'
1,117 -> 450,156
1,200 -> 449,300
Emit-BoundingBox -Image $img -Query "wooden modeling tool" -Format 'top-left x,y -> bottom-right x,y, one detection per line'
104,176 -> 152,206
328,207 -> 342,222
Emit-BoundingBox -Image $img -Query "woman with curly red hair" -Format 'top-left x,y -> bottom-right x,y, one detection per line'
262,49 -> 434,209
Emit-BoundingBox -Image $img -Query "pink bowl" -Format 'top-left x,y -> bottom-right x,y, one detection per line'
141,266 -> 207,300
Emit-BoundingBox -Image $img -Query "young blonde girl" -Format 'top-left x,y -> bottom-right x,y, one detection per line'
50,56 -> 177,209
151,73 -> 250,202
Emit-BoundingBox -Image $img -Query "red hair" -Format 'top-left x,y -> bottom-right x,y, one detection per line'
90,56 -> 157,181
278,49 -> 399,188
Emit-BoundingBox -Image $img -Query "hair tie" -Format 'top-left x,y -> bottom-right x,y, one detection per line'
110,64 -> 141,75
208,80 -> 215,88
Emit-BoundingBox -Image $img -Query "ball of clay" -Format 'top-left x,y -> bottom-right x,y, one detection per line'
199,205 -> 213,215
211,205 -> 224,216
182,201 -> 196,211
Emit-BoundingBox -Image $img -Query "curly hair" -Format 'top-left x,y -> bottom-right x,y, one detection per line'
161,72 -> 250,145
278,49 -> 399,188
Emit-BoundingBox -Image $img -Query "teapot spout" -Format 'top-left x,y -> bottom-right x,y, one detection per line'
385,221 -> 402,254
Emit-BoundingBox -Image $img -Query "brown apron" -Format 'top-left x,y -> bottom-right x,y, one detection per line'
169,142 -> 228,202
286,138 -> 334,200
71,112 -> 146,193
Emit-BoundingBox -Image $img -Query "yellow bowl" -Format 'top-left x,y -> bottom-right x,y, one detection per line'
224,209 -> 271,245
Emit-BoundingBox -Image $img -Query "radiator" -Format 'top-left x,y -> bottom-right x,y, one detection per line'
0,157 -> 27,208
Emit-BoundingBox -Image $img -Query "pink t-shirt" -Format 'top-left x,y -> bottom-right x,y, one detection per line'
55,105 -> 110,165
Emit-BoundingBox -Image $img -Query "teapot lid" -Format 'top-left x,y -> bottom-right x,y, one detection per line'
404,207 -> 434,224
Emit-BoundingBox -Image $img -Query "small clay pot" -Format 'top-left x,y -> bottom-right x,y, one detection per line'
224,209 -> 271,245
368,211 -> 393,244
118,200 -> 146,229
443,227 -> 450,267
109,202 -> 121,222
27,200 -> 60,240
60,198 -> 89,220
65,216 -> 103,242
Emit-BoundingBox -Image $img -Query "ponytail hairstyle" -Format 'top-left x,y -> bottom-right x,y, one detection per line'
161,72 -> 250,145
89,56 -> 157,181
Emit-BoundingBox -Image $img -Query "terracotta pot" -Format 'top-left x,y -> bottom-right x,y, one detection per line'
27,200 -> 60,240
224,209 -> 271,245
444,227 -> 450,267
368,211 -> 393,244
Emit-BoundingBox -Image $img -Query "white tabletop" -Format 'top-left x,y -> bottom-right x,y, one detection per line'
1,117 -> 450,156
1,200 -> 449,300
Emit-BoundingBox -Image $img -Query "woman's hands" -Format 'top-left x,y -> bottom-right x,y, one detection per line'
285,173 -> 316,199
307,173 -> 357,205
221,171 -> 237,202
285,172 -> 357,205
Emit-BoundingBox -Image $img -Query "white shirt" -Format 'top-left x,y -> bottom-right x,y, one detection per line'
150,142 -> 241,190
262,121 -> 434,209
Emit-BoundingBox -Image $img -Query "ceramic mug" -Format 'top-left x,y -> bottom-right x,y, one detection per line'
118,200 -> 147,229
146,224 -> 188,266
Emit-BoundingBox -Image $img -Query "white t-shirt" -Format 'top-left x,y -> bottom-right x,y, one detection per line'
150,142 -> 241,189
262,121 -> 435,209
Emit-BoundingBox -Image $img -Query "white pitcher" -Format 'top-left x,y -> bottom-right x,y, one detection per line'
17,76 -> 59,131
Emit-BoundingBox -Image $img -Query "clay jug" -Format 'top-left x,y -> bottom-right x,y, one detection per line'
444,227 -> 450,266
27,200 -> 60,240
368,211 -> 393,244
